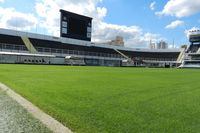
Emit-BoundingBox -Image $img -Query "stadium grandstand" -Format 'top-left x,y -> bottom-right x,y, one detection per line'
0,10 -> 183,68
179,30 -> 200,68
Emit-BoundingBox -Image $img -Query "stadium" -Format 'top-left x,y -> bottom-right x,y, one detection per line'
0,9 -> 189,68
1,9 -> 200,133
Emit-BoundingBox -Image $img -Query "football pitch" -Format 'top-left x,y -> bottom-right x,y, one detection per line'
0,64 -> 200,133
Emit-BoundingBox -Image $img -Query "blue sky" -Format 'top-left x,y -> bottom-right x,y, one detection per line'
100,0 -> 200,45
0,0 -> 200,48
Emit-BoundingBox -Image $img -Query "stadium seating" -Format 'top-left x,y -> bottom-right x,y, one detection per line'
0,28 -> 181,67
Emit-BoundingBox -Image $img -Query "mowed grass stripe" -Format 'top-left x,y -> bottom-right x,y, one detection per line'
0,64 -> 200,133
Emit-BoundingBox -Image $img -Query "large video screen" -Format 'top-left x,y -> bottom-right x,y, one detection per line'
68,18 -> 86,36
60,9 -> 92,41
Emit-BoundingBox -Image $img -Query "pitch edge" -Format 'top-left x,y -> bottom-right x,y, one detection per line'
0,83 -> 73,133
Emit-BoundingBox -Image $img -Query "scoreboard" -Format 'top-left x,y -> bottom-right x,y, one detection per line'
60,9 -> 92,41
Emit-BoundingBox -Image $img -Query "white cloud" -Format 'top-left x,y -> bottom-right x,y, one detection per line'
93,22 -> 162,48
0,0 -> 163,48
156,0 -> 200,18
35,0 -> 107,37
0,7 -> 37,31
0,0 -> 4,3
34,0 -> 162,48
150,1 -> 156,11
165,20 -> 184,29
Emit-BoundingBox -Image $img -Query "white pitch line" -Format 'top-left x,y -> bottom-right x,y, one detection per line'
0,83 -> 73,133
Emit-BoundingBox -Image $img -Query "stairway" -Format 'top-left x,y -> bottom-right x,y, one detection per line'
177,48 -> 185,63
197,47 -> 200,54
21,36 -> 37,53
114,49 -> 132,61
114,49 -> 135,66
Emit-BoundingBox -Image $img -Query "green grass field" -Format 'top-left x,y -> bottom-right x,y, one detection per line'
0,64 -> 200,133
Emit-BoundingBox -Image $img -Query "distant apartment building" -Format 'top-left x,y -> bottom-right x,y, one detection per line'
149,41 -> 156,49
109,36 -> 125,47
157,41 -> 168,49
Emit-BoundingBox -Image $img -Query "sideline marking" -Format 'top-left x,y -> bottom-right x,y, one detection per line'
0,83 -> 73,133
